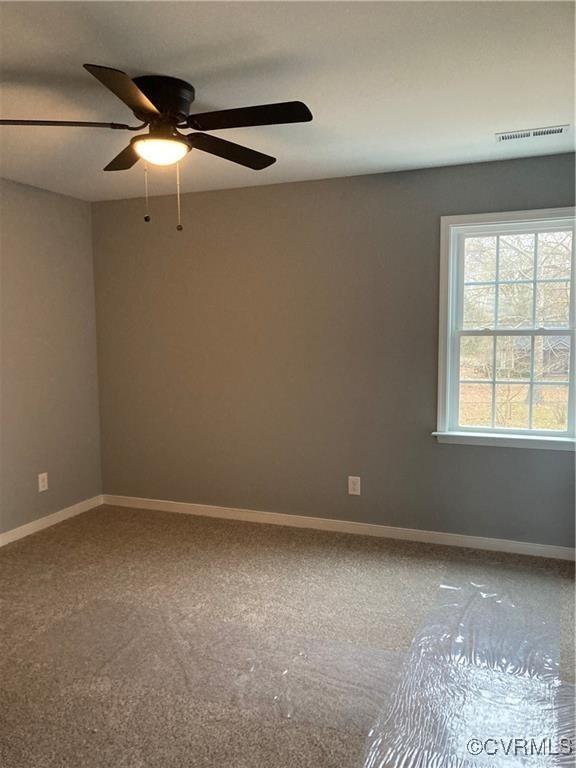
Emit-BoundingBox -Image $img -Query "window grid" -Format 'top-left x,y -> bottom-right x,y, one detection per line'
490,236 -> 500,427
528,236 -> 538,427
463,278 -> 568,287
453,226 -> 574,435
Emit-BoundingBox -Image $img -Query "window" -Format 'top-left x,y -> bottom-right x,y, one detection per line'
436,208 -> 575,450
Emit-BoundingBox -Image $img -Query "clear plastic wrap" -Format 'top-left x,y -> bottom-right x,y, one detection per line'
6,571 -> 571,767
160,619 -> 405,730
363,577 -> 575,768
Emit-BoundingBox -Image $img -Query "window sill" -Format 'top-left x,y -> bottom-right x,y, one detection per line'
432,431 -> 575,451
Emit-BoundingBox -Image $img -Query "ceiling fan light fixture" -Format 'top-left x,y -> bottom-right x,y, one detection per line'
133,136 -> 189,166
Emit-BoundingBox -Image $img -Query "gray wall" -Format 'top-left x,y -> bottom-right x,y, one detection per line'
0,179 -> 101,533
92,154 -> 575,547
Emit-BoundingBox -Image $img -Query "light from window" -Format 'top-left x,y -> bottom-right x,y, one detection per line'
437,208 -> 575,446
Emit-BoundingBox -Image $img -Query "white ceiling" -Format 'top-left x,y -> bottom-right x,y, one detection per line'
0,1 -> 574,202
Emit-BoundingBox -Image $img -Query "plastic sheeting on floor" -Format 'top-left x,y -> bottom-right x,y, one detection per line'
163,573 -> 575,766
5,568 -> 572,767
154,619 -> 406,730
164,571 -> 574,766
363,576 -> 575,767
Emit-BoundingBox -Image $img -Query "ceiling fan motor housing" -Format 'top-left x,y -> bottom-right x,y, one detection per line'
132,75 -> 196,122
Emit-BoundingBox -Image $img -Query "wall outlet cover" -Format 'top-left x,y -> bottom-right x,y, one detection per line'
348,476 -> 361,496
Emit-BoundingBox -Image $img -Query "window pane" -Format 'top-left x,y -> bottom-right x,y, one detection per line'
464,237 -> 496,282
449,217 -> 574,438
532,385 -> 569,431
459,383 -> 492,427
495,384 -> 529,429
462,285 -> 495,329
497,283 -> 533,328
534,336 -> 570,382
536,281 -> 570,327
537,231 -> 573,280
459,337 -> 493,380
495,336 -> 531,380
499,234 -> 535,281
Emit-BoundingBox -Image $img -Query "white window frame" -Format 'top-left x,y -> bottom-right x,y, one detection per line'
435,207 -> 576,451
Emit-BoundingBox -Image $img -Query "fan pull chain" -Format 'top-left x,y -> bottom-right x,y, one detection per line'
143,163 -> 151,222
176,162 -> 183,231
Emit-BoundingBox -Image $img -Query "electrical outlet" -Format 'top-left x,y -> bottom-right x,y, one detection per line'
38,472 -> 48,493
348,476 -> 361,496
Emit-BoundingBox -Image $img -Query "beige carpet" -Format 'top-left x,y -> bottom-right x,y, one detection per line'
0,505 -> 573,767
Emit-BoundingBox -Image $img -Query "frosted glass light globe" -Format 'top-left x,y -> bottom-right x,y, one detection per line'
134,137 -> 189,166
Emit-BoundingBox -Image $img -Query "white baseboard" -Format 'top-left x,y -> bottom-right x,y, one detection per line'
0,495 -> 103,547
103,495 -> 575,561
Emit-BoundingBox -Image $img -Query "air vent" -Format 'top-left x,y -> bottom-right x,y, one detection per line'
496,125 -> 569,142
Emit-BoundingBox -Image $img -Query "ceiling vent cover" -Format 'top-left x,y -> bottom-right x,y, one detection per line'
496,125 -> 569,142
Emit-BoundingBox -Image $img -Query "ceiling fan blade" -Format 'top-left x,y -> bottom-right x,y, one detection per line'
0,119 -> 137,129
84,64 -> 160,119
104,143 -> 140,172
187,133 -> 275,170
187,101 -> 312,131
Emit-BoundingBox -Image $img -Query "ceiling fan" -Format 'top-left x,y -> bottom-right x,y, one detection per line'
0,64 -> 313,171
